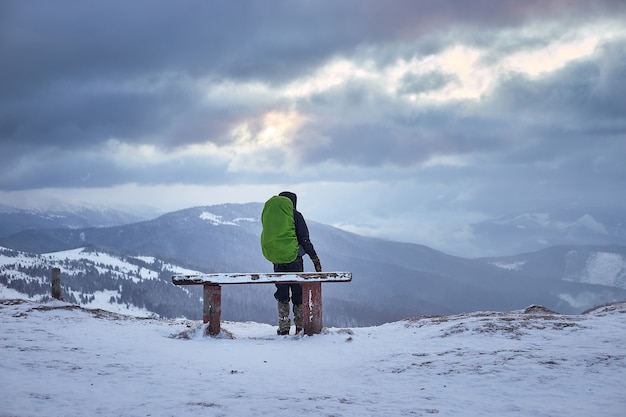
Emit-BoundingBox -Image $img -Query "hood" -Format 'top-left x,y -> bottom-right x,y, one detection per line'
278,191 -> 297,209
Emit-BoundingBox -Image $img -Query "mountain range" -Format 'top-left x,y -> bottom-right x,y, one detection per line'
469,207 -> 626,256
1,202 -> 625,327
0,202 -> 147,237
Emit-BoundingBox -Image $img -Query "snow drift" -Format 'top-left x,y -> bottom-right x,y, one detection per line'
1,299 -> 625,417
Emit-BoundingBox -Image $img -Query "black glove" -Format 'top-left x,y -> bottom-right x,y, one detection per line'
311,256 -> 322,272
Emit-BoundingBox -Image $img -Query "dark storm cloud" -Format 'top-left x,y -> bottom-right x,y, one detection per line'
1,0 -> 625,193
483,47 -> 626,126
0,1 -> 339,151
398,71 -> 459,95
0,141 -> 232,191
291,28 -> 626,216
481,39 -> 626,149
416,39 -> 626,213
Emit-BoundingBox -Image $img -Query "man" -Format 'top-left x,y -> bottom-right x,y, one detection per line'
263,191 -> 322,335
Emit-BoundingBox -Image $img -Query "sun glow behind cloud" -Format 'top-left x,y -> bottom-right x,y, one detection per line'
104,18 -> 626,176
200,21 -> 624,176
102,20 -> 625,178
283,58 -> 376,98
223,109 -> 308,172
283,21 -> 624,105
501,31 -> 613,77
102,108 -> 308,173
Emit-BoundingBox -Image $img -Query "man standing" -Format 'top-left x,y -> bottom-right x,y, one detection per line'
261,191 -> 322,335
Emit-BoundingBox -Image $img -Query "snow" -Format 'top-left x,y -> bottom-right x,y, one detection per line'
0,246 -> 203,314
199,211 -> 256,226
580,252 -> 626,289
2,299 -> 625,417
557,291 -> 608,310
489,249 -> 626,290
495,213 -> 551,227
200,211 -> 237,225
42,248 -> 161,281
556,214 -> 608,235
173,271 -> 351,284
133,255 -> 157,264
0,246 -> 201,284
493,212 -> 609,235
0,286 -> 26,299
77,289 -> 157,318
490,260 -> 526,271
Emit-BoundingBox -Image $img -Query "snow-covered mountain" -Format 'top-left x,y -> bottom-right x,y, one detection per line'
2,203 -> 626,324
0,245 -> 202,319
0,202 -> 150,238
482,245 -> 626,310
469,207 -> 626,256
2,298 -> 625,417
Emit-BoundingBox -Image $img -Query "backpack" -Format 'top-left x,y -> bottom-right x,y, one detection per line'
260,195 -> 299,264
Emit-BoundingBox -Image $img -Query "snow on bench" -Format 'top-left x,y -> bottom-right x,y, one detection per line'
172,272 -> 352,336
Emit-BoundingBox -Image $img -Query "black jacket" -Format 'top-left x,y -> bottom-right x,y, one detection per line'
278,191 -> 318,259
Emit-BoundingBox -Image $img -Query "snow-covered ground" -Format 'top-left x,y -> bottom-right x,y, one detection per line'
1,299 -> 625,417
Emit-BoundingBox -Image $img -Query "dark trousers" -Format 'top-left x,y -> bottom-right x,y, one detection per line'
273,257 -> 303,305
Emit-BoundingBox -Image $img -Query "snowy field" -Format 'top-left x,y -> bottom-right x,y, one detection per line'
1,299 -> 625,417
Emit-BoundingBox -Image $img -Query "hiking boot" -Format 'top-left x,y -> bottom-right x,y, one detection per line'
295,327 -> 303,335
277,301 -> 291,335
293,304 -> 304,331
277,328 -> 290,336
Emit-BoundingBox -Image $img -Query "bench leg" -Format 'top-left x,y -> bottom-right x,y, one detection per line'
203,284 -> 222,336
302,282 -> 322,335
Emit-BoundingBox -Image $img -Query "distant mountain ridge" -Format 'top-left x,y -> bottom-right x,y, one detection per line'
2,203 -> 626,325
0,203 -> 149,238
483,245 -> 626,289
469,207 -> 626,256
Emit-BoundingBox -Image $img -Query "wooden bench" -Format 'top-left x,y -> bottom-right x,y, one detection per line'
172,272 -> 352,336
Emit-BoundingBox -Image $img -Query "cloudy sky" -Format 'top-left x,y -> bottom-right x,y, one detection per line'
1,0 -> 625,255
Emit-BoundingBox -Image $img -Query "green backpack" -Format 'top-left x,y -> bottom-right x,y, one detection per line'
260,195 -> 299,264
